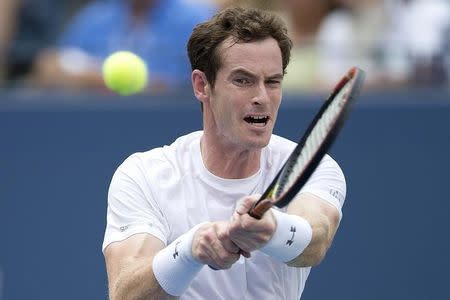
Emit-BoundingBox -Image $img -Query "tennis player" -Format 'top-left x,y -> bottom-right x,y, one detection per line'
102,6 -> 346,300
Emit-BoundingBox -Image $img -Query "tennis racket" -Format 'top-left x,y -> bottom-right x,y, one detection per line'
248,66 -> 365,219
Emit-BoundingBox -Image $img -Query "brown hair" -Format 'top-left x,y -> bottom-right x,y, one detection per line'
187,6 -> 292,88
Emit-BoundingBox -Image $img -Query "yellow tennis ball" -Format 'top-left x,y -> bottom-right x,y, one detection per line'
102,51 -> 148,95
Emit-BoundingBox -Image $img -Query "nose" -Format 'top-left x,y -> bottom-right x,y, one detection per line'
252,82 -> 270,105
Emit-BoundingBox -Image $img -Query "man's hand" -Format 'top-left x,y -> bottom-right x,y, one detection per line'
191,221 -> 244,270
228,195 -> 277,253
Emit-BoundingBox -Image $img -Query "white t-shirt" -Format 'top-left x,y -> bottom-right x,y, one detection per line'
102,131 -> 346,300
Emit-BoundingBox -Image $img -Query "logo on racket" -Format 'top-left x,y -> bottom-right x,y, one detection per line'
286,226 -> 296,246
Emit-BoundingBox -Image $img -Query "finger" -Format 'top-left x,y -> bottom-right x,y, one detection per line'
239,249 -> 251,258
203,224 -> 240,269
207,245 -> 240,269
235,194 -> 260,215
211,234 -> 241,268
217,225 -> 240,254
194,224 -> 230,267
221,237 -> 240,254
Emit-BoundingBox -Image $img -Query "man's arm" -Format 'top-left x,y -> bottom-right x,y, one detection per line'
104,222 -> 241,300
104,233 -> 175,300
285,192 -> 341,267
229,155 -> 345,267
228,192 -> 341,267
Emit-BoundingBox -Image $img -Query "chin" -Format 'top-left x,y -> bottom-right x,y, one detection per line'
247,135 -> 271,149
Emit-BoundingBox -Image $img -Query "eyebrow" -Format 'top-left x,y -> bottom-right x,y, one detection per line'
230,68 -> 284,80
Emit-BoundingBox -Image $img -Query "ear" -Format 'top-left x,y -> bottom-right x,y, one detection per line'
192,69 -> 210,103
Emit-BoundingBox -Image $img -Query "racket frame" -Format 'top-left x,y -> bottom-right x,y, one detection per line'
249,67 -> 365,219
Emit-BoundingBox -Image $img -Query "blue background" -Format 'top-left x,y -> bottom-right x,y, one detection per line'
1,89 -> 449,299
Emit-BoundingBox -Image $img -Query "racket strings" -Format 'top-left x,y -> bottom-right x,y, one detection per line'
278,80 -> 353,196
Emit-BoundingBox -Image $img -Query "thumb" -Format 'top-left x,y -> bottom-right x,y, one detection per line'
235,194 -> 261,215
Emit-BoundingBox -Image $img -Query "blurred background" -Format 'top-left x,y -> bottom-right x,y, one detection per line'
1,0 -> 450,92
1,0 -> 449,299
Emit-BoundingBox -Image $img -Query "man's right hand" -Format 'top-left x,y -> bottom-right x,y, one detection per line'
191,221 -> 247,270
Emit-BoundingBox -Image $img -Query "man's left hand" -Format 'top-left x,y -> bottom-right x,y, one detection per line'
228,195 -> 277,253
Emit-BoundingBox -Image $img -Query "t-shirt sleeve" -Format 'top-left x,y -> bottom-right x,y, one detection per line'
102,154 -> 169,252
299,155 -> 347,218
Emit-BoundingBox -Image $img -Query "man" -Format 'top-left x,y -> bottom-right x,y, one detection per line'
102,6 -> 346,300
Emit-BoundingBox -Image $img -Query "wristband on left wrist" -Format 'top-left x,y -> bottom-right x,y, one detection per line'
259,209 -> 312,263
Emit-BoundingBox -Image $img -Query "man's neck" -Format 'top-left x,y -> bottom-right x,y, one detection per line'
200,134 -> 262,179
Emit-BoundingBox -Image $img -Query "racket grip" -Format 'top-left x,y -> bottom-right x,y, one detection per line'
248,198 -> 273,219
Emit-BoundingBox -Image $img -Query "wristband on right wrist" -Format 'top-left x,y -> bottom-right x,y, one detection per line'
259,208 -> 312,263
152,223 -> 206,296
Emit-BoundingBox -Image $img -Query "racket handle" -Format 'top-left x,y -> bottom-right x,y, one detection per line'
248,198 -> 273,219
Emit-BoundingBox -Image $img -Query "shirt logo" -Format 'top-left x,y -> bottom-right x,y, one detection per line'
330,189 -> 344,202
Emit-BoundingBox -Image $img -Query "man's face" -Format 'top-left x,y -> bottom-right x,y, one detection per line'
205,37 -> 284,151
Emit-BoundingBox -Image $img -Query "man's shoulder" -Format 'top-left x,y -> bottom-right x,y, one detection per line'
118,131 -> 202,172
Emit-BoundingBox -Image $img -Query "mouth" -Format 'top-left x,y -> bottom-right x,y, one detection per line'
244,115 -> 270,127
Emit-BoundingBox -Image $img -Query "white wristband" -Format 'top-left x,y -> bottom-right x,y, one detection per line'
152,223 -> 206,296
259,209 -> 312,263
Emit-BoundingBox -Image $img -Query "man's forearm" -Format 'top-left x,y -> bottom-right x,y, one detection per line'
287,212 -> 333,267
285,193 -> 341,268
110,257 -> 176,300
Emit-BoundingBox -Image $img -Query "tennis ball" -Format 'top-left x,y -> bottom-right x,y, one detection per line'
102,51 -> 148,95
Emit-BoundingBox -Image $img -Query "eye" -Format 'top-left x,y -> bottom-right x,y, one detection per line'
266,79 -> 282,87
234,77 -> 252,86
